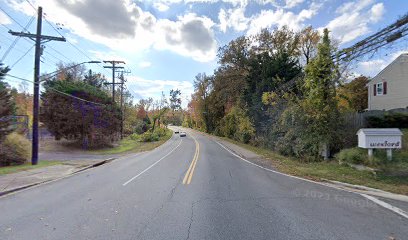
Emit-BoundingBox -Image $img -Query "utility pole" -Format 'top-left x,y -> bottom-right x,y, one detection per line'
9,6 -> 66,165
103,60 -> 125,103
117,70 -> 130,139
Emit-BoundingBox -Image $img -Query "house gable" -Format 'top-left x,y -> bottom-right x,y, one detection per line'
368,53 -> 408,85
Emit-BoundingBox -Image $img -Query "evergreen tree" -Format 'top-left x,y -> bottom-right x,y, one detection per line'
301,28 -> 341,159
0,64 -> 13,141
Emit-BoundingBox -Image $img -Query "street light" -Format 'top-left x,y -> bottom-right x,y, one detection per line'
31,60 -> 101,165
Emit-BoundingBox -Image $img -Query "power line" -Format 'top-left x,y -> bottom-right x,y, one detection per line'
274,14 -> 408,94
5,74 -> 107,106
23,1 -> 112,76
10,44 -> 35,68
1,16 -> 34,62
0,5 -> 26,29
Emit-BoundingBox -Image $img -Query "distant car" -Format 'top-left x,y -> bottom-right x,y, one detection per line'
174,130 -> 180,134
179,132 -> 186,137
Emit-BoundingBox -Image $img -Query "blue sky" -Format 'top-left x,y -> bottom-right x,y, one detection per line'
0,0 -> 407,106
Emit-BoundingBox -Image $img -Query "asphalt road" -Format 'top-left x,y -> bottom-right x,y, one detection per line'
1,129 -> 407,240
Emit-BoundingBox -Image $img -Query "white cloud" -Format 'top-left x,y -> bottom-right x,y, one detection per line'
139,61 -> 152,68
246,3 -> 319,35
89,50 -> 128,63
284,0 -> 305,8
326,0 -> 386,44
7,0 -> 217,62
0,11 -> 11,24
126,76 -> 194,107
370,3 -> 385,22
218,7 -> 250,33
356,51 -> 408,77
153,2 -> 170,12
357,59 -> 387,77
218,1 -> 319,35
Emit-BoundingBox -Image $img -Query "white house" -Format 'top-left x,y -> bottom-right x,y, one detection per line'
367,53 -> 408,110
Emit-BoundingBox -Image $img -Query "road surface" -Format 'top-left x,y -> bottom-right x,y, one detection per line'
1,129 -> 407,240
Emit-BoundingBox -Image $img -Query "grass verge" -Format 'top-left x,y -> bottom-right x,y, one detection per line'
89,128 -> 173,155
220,137 -> 408,195
0,161 -> 62,175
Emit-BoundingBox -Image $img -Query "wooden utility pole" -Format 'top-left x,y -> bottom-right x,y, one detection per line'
117,70 -> 130,139
103,60 -> 125,103
9,6 -> 66,165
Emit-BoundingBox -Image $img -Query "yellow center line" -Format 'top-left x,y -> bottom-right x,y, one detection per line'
186,143 -> 200,184
182,133 -> 200,185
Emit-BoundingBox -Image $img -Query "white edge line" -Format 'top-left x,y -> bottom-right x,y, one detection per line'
215,141 -> 408,220
122,139 -> 183,186
360,193 -> 408,219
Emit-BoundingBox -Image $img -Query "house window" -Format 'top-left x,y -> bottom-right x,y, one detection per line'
376,82 -> 383,95
374,81 -> 387,96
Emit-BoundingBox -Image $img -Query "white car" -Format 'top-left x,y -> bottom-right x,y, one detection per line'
179,132 -> 186,137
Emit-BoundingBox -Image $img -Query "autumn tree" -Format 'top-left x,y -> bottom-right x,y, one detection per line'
193,73 -> 213,132
169,89 -> 182,111
337,76 -> 368,112
299,26 -> 320,64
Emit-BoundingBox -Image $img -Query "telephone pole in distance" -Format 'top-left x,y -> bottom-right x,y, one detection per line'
103,60 -> 125,103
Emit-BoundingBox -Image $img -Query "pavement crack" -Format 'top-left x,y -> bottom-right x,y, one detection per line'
185,201 -> 195,240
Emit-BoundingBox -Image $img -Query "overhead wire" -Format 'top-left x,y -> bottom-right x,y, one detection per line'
0,5 -> 26,29
10,44 -> 35,68
5,73 -> 108,106
1,15 -> 34,62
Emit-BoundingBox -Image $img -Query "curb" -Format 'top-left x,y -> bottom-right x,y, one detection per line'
0,158 -> 115,197
323,180 -> 408,203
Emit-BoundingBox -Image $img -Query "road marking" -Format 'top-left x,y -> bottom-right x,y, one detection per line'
122,139 -> 183,186
215,141 -> 408,220
183,133 -> 200,185
360,193 -> 408,219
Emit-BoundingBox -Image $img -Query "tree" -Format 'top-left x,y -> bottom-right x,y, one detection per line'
299,26 -> 320,64
84,69 -> 107,89
337,76 -> 368,112
41,78 -> 121,148
301,28 -> 341,159
53,62 -> 86,81
169,89 -> 182,111
243,27 -> 302,136
193,73 -> 213,132
0,64 -> 13,141
151,92 -> 169,131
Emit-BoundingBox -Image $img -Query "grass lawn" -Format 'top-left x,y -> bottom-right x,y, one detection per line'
221,137 -> 408,195
89,129 -> 173,155
0,161 -> 62,175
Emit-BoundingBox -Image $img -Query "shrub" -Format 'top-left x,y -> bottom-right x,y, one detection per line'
129,133 -> 140,141
336,147 -> 366,165
132,119 -> 148,134
154,128 -> 168,138
0,132 -> 30,166
366,112 -> 408,128
335,147 -> 383,166
219,107 -> 255,143
139,131 -> 160,142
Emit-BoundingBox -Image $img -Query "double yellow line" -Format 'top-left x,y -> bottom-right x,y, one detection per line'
183,135 -> 200,185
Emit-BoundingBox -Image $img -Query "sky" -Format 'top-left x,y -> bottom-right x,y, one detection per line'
0,0 -> 407,107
